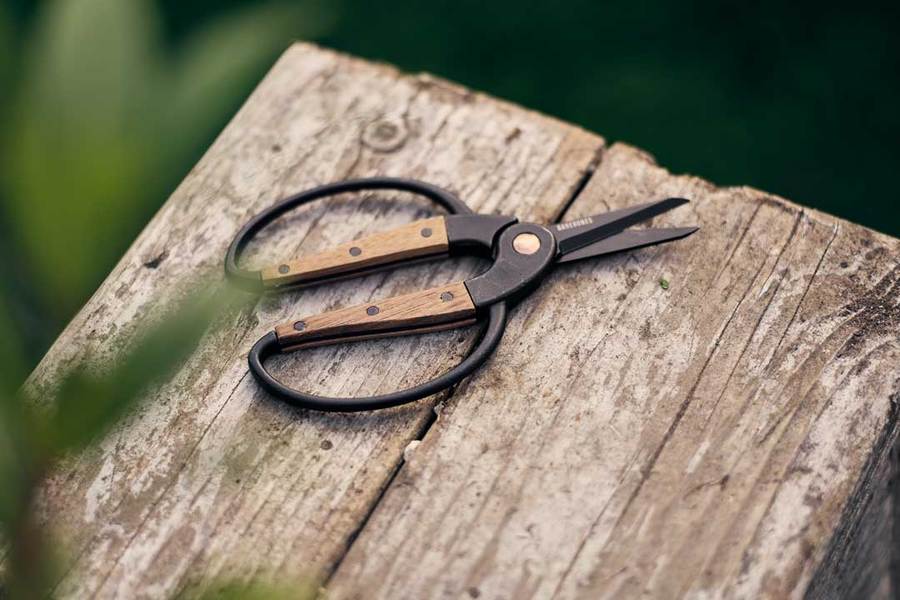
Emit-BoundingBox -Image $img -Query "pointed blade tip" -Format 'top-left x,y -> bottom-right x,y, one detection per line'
553,196 -> 693,252
665,225 -> 699,240
555,225 -> 699,263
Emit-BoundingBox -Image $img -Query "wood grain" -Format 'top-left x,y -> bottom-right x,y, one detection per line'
328,144 -> 900,599
275,281 -> 475,348
260,216 -> 449,288
14,43 -> 899,599
20,43 -> 602,598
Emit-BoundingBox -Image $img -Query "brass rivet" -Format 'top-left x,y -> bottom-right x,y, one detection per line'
366,306 -> 379,316
278,264 -> 290,274
513,232 -> 541,255
440,291 -> 454,302
349,246 -> 362,257
421,227 -> 433,238
293,321 -> 306,331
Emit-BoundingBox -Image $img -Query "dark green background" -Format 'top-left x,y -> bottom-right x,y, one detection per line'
183,0 -> 899,231
3,0 -> 899,367
10,0 -> 899,230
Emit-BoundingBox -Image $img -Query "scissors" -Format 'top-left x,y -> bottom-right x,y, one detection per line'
225,177 -> 697,412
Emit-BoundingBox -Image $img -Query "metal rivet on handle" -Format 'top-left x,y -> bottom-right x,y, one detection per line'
293,321 -> 306,331
421,227 -> 433,238
278,264 -> 290,274
512,233 -> 541,255
366,306 -> 379,316
349,246 -> 362,256
440,292 -> 454,302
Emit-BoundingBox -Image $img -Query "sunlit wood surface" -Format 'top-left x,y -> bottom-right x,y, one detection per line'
23,43 -> 899,599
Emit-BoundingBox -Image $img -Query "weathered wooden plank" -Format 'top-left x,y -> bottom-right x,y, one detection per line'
25,43 -> 603,597
806,430 -> 897,599
328,144 -> 900,599
21,43 -> 900,599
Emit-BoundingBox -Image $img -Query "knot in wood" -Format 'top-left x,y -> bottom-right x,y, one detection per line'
362,116 -> 408,152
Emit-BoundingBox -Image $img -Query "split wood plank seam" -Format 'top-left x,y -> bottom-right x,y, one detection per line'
12,42 -> 899,600
25,41 -> 604,599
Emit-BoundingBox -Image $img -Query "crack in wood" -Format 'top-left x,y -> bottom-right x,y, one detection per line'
24,44 -> 900,599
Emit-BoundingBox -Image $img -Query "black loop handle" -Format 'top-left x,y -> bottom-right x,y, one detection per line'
225,177 -> 472,291
248,302 -> 507,411
230,177 -> 504,411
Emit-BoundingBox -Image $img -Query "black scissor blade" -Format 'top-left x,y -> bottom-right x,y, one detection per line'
556,226 -> 699,264
551,197 -> 689,255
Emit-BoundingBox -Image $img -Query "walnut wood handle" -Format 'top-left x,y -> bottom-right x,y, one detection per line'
275,281 -> 477,350
260,216 -> 449,288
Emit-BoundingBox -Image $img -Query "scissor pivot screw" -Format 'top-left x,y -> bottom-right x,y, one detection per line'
278,264 -> 290,274
421,227 -> 433,238
513,233 -> 541,255
366,306 -> 380,316
349,246 -> 362,256
293,321 -> 306,332
440,291 -> 454,302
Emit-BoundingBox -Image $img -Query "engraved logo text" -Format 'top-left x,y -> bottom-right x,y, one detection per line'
556,216 -> 594,231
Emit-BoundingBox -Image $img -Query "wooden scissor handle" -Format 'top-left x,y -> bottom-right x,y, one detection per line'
248,300 -> 507,412
274,281 -> 477,350
261,217 -> 450,288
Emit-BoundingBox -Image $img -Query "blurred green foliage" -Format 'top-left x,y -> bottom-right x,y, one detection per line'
0,1 -> 326,597
0,288 -> 230,598
180,578 -> 317,600
0,0 -> 332,365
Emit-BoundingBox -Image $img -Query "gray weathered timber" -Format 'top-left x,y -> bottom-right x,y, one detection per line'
17,43 -> 900,599
329,144 -> 900,599
23,43 -> 601,598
